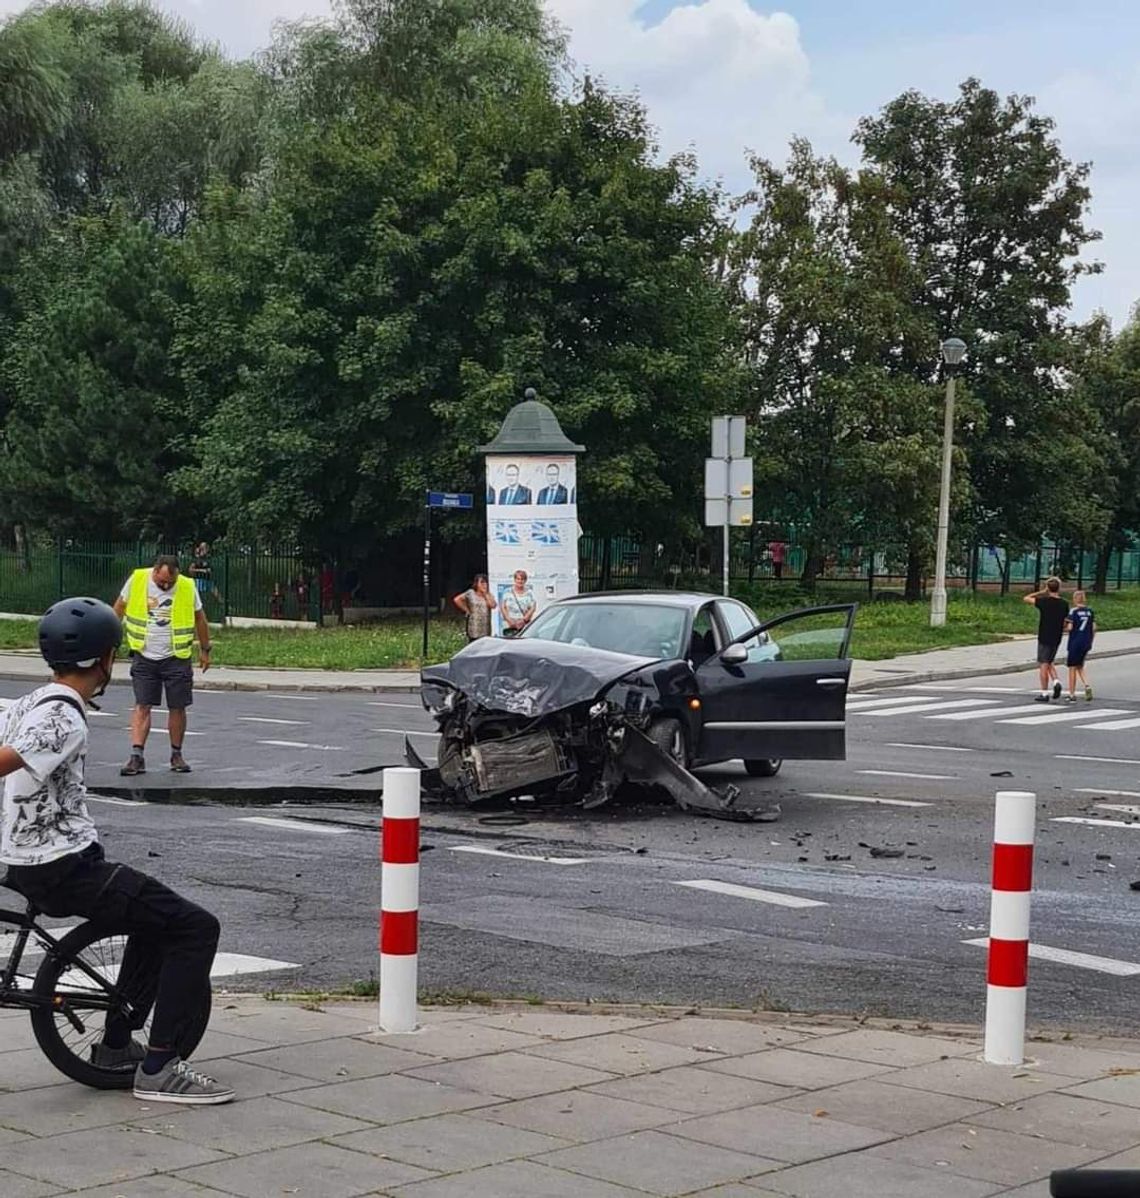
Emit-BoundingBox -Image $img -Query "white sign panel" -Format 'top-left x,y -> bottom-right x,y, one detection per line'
485,454 -> 579,634
705,498 -> 755,527
711,415 -> 746,461
705,458 -> 753,500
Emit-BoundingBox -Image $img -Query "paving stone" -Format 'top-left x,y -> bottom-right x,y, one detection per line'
992,1183 -> 1052,1197
280,1071 -> 498,1123
179,1140 -> 431,1198
403,1050 -> 614,1099
865,1123 -> 1104,1186
390,1157 -> 646,1197
364,1021 -> 545,1059
328,1112 -> 570,1172
627,1018 -> 815,1055
0,1047 -> 68,1093
965,1090 -> 1140,1149
0,1084 -> 160,1136
69,1178 -> 236,1197
1062,1072 -> 1140,1109
180,1056 -> 325,1099
194,1027 -> 283,1060
537,1128 -> 781,1195
139,1093 -> 372,1154
475,1090 -> 677,1140
1069,1145 -> 1140,1168
704,1047 -> 892,1090
664,1104 -> 891,1163
0,1018 -> 39,1053
0,1123 -> 31,1145
775,1078 -> 992,1134
472,1011 -> 666,1039
2,1124 -> 225,1189
0,1170 -> 58,1198
207,1003 -> 376,1046
1022,1041 -> 1140,1080
682,1188 -> 787,1198
797,1028 -> 980,1068
525,1032 -> 712,1076
234,1036 -> 436,1082
880,1058 -> 1071,1104
585,1064 -> 795,1115
760,1153 -> 1001,1197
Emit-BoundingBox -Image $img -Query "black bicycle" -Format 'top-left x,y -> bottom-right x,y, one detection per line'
0,883 -> 207,1089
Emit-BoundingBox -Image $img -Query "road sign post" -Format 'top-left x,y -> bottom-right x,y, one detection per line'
422,491 -> 474,658
705,417 -> 753,596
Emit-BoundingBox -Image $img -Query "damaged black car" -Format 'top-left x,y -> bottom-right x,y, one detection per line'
411,592 -> 856,817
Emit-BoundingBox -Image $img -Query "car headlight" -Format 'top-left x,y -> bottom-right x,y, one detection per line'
422,681 -> 457,716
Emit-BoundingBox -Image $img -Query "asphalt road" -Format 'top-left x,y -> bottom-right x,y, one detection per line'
2,657 -> 1139,1032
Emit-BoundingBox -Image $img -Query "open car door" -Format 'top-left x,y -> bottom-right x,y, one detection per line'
695,603 -> 857,764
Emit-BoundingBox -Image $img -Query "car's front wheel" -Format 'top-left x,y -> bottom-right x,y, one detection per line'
647,718 -> 689,770
744,757 -> 782,778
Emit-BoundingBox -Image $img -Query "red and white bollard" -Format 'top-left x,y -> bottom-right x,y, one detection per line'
380,766 -> 420,1033
984,790 -> 1036,1065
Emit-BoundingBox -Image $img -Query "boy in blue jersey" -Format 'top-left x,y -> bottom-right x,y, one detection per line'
1064,590 -> 1095,702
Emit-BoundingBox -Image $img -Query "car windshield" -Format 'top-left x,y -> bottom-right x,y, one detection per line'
522,602 -> 688,660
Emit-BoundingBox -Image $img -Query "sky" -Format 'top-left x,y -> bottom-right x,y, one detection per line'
3,0 -> 1137,326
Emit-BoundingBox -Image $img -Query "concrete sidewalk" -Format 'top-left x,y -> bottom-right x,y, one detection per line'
2,998 -> 1139,1196
1,628 -> 1139,695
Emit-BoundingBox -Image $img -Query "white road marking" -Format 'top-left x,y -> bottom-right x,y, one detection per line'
929,703 -> 1051,721
367,701 -> 424,710
1000,708 -> 1129,726
254,693 -> 324,701
123,727 -> 204,736
257,739 -> 345,751
675,879 -> 827,909
238,716 -> 310,726
87,710 -> 118,717
804,792 -> 932,808
86,794 -> 145,807
237,816 -> 350,835
1051,816 -> 1140,830
448,845 -> 589,866
373,727 -> 439,738
856,769 -> 955,780
963,939 -> 1140,978
1075,788 -> 1140,799
903,684 -> 1027,694
847,696 -> 936,711
1078,716 -> 1140,731
886,743 -> 975,752
863,699 -> 1000,717
211,952 -> 301,978
1095,804 -> 1140,817
1057,754 -> 1140,765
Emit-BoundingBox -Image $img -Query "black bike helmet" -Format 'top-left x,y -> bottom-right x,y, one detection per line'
39,597 -> 122,668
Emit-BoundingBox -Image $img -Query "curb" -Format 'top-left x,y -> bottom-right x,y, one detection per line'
850,643 -> 1140,692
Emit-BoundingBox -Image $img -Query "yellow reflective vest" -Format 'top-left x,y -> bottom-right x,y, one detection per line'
123,569 -> 196,659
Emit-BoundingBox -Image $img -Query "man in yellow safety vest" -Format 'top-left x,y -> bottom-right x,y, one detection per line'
113,555 -> 212,776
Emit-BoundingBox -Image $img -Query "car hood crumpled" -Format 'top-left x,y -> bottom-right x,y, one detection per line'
422,636 -> 658,719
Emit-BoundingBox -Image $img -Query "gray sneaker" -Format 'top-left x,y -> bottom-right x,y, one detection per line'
91,1039 -> 146,1072
133,1058 -> 234,1105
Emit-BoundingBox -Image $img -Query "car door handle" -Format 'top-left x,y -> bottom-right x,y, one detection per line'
816,678 -> 846,688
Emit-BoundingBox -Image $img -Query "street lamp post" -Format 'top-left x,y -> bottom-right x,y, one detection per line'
930,337 -> 967,628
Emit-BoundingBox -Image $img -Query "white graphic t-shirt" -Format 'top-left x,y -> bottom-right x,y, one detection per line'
119,574 -> 203,660
0,684 -> 97,867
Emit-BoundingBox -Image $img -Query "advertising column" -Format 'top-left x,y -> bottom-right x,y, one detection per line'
485,454 -> 579,636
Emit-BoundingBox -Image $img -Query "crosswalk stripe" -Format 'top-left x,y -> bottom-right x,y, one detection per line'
861,699 -> 999,717
1057,754 -> 1140,765
1077,716 -> 1140,731
804,792 -> 931,808
1000,708 -> 1129,726
1051,816 -> 1140,829
856,770 -> 955,780
905,684 -> 1026,694
886,743 -> 974,752
238,816 -> 350,835
1095,804 -> 1140,817
929,703 -> 1050,721
675,879 -> 826,909
1075,788 -> 1140,798
211,952 -> 300,978
846,696 -> 929,711
448,845 -> 589,865
963,938 -> 1140,977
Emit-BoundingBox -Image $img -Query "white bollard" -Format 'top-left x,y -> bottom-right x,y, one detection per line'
983,790 -> 1036,1065
379,766 -> 420,1033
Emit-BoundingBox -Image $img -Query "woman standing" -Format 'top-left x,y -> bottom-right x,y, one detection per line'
453,574 -> 497,641
500,569 -> 536,636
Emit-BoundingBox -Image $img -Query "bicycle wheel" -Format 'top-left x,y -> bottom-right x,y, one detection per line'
30,922 -> 209,1090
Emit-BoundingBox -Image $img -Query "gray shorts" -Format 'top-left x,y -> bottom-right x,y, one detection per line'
1036,640 -> 1061,665
130,654 -> 194,710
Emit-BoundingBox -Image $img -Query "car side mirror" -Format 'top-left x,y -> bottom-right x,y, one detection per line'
720,643 -> 748,666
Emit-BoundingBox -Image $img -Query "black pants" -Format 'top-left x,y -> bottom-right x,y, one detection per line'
8,844 -> 219,1050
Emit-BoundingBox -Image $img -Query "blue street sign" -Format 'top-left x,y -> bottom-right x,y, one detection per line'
427,491 -> 474,510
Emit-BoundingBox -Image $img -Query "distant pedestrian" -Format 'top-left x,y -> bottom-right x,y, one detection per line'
189,542 -> 222,608
1022,577 -> 1069,702
769,539 -> 786,580
453,574 -> 497,642
1064,589 -> 1096,702
500,570 -> 536,637
113,555 -> 211,775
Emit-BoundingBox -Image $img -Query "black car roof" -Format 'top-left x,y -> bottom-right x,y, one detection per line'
553,591 -> 742,612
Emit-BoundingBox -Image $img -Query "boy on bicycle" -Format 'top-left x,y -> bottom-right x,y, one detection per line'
0,597 -> 233,1104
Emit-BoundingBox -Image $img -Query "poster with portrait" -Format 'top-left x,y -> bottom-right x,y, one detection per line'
485,455 -> 580,634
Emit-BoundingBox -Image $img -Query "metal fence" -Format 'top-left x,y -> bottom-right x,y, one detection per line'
0,540 -> 326,623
